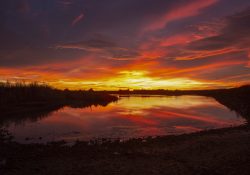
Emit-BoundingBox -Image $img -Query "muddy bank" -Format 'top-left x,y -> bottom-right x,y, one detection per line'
1,125 -> 250,175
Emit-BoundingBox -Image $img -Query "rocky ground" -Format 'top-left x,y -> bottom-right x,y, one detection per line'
1,125 -> 250,175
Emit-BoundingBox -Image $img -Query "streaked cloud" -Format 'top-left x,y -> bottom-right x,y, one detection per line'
0,0 -> 250,89
72,13 -> 85,26
143,0 -> 219,32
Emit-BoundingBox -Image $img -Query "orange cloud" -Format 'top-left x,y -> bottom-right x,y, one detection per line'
157,60 -> 246,77
175,48 -> 242,61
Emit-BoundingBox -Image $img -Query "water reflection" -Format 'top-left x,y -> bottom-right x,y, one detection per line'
2,96 -> 246,143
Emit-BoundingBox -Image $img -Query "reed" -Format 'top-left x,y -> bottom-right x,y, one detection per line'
0,82 -> 118,107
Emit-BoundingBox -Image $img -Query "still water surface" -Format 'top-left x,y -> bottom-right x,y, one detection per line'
4,95 -> 246,143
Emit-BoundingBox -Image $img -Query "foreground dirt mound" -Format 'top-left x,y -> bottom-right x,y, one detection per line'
1,126 -> 250,175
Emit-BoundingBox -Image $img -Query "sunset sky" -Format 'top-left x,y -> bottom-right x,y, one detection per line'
1,0 -> 250,90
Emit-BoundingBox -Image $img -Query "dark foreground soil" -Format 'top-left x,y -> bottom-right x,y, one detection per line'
1,125 -> 250,175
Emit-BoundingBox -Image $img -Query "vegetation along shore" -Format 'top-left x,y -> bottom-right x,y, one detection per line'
0,82 -> 118,124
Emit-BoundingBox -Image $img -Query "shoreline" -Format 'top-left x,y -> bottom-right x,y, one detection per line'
1,124 -> 250,175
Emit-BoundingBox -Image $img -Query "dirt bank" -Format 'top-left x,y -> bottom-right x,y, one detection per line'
1,125 -> 250,175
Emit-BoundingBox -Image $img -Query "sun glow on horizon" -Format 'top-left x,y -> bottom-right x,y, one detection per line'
43,70 -> 220,90
0,69 -> 239,90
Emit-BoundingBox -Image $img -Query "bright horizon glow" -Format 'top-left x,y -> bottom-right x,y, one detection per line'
0,69 -> 240,90
1,70 -> 229,91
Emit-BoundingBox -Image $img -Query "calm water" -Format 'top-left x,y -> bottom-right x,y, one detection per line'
3,95 -> 246,143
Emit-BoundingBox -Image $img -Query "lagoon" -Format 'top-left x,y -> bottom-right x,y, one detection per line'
2,95 -> 246,143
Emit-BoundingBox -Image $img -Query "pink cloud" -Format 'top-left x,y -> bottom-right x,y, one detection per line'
160,34 -> 195,47
72,13 -> 85,26
247,51 -> 250,68
143,0 -> 219,32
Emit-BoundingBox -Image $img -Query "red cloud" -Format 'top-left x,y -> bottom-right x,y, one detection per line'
160,34 -> 194,47
161,60 -> 246,77
72,13 -> 85,26
248,51 -> 250,68
143,0 -> 218,32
